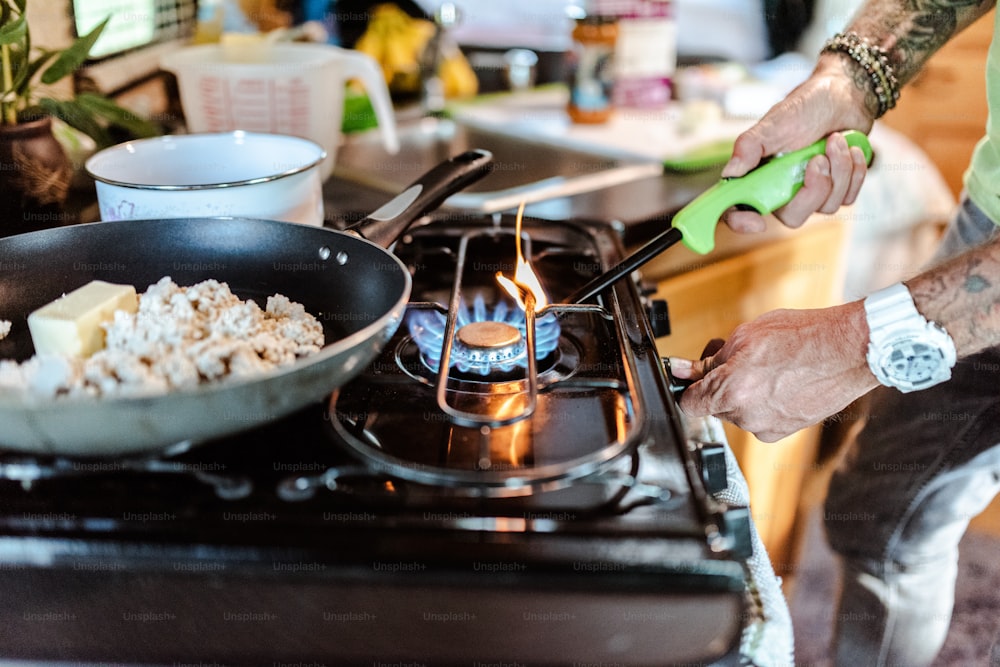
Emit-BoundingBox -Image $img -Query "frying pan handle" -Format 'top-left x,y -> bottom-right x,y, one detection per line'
348,149 -> 494,247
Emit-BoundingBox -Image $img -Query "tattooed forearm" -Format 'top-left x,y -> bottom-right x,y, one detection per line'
909,234 -> 1000,355
848,0 -> 994,85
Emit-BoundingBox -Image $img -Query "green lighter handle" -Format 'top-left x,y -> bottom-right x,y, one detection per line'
670,130 -> 874,255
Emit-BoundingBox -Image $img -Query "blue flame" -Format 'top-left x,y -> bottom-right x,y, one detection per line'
407,294 -> 560,375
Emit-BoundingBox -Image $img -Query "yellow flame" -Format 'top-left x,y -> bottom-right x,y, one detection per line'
496,202 -> 549,312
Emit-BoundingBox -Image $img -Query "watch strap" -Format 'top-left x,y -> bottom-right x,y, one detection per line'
864,282 -> 920,341
864,282 -> 957,392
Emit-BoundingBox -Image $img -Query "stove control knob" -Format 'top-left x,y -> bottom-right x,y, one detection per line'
696,442 -> 728,494
719,506 -> 753,560
664,357 -> 693,398
646,298 -> 671,338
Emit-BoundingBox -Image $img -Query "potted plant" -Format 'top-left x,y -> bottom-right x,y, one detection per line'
0,0 -> 160,236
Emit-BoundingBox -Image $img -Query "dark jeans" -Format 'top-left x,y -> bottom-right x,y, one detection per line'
825,195 -> 1000,666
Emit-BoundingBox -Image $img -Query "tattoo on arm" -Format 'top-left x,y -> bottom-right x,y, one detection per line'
851,0 -> 994,85
964,274 -> 990,293
909,234 -> 1000,355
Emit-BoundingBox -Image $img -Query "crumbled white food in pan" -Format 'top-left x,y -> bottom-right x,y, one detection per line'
0,278 -> 324,399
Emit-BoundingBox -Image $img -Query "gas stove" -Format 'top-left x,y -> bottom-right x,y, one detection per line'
0,214 -> 787,666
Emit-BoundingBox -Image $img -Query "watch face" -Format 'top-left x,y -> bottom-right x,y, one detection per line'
883,341 -> 943,385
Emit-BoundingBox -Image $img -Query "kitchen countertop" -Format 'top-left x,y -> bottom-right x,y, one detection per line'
321,157 -> 832,284
322,165 -> 722,239
322,89 -> 840,278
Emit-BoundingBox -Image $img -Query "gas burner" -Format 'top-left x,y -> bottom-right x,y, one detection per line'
407,293 -> 560,376
455,320 -> 524,367
393,325 -> 582,394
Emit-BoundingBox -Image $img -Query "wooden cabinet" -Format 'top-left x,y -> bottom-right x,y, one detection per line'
880,11 -> 994,198
646,219 -> 848,576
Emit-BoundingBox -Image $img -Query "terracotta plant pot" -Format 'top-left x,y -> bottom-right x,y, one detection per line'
0,116 -> 73,238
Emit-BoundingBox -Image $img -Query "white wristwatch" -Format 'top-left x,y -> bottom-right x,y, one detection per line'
864,282 -> 957,392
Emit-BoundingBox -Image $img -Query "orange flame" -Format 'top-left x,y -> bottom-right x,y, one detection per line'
497,202 -> 549,312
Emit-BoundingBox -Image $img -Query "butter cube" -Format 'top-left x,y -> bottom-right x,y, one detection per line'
27,281 -> 138,357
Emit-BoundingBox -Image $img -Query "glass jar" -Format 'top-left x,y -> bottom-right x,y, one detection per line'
613,0 -> 676,109
566,15 -> 618,124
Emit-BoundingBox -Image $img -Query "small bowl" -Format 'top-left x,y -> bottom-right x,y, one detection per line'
85,132 -> 327,226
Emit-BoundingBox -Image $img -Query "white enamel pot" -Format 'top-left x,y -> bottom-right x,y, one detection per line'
85,131 -> 328,226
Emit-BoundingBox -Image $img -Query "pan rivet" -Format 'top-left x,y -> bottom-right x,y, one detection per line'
318,246 -> 331,260
335,251 -> 349,265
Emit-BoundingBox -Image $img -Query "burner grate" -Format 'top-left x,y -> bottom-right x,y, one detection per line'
318,219 -> 654,500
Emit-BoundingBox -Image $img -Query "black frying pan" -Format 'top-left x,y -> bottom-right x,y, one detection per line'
0,150 -> 493,457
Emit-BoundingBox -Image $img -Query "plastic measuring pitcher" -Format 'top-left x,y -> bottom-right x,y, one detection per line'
161,43 -> 399,180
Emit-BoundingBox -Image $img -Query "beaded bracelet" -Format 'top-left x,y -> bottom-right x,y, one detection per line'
822,32 -> 900,118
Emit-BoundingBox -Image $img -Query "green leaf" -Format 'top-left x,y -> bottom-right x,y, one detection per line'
10,50 -> 53,97
75,92 -> 162,139
40,16 -> 108,84
0,1 -> 24,39
39,97 -> 113,147
0,13 -> 26,46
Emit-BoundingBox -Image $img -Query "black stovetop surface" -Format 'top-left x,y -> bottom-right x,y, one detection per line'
0,215 -> 753,666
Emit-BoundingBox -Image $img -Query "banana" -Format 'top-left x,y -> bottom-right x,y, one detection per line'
440,52 -> 478,99
354,3 -> 478,98
354,30 -> 384,63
